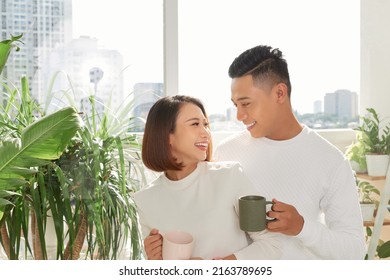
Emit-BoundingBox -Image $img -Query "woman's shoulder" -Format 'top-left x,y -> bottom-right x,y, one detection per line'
133,176 -> 163,201
201,161 -> 256,194
202,161 -> 245,174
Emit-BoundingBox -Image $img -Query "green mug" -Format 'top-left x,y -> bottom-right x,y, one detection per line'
239,195 -> 274,232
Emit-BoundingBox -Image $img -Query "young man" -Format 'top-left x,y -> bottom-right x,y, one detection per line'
214,45 -> 366,259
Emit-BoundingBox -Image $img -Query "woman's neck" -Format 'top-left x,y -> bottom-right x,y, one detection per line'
165,162 -> 198,181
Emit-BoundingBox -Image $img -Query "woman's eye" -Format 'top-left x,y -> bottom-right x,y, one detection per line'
192,122 -> 200,126
242,103 -> 250,107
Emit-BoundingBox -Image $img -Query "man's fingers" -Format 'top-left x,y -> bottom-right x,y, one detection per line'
271,200 -> 291,212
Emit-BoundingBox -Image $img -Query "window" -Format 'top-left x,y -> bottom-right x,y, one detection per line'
0,0 -> 362,131
178,0 -> 360,130
2,0 -> 163,119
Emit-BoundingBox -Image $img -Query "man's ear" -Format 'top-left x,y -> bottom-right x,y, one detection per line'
275,83 -> 288,102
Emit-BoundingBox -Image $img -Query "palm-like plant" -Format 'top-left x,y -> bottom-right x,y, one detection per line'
0,77 -> 81,259
42,93 -> 145,260
0,34 -> 145,260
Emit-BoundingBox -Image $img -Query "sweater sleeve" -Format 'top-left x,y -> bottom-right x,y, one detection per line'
230,163 -> 282,260
296,159 -> 366,259
133,193 -> 152,240
234,230 -> 282,260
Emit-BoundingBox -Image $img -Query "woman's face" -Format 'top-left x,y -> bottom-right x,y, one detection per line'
169,102 -> 211,167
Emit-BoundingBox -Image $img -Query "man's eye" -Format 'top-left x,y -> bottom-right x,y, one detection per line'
242,103 -> 250,107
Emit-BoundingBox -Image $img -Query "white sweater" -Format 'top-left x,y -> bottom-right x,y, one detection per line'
134,161 -> 281,260
214,126 -> 366,259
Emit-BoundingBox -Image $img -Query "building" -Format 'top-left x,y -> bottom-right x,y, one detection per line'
324,89 -> 358,119
44,36 -> 124,113
132,82 -> 164,131
313,100 -> 322,114
0,0 -> 72,105
226,106 -> 237,122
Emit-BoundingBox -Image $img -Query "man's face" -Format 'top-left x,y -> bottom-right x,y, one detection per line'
231,75 -> 280,139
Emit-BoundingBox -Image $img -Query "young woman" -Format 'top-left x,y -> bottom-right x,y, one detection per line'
134,95 -> 281,260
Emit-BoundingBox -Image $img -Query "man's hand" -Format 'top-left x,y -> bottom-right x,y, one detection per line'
144,228 -> 163,260
266,199 -> 304,236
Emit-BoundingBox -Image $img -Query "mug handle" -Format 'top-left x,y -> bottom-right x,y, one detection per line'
265,201 -> 277,223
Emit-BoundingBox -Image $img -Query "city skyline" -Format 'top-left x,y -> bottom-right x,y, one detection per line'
73,0 -> 360,115
1,0 -> 360,117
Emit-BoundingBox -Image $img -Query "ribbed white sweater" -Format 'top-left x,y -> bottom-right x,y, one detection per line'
134,161 -> 281,260
214,126 -> 366,259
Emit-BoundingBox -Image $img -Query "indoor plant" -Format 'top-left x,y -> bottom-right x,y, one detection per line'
354,108 -> 390,176
345,131 -> 367,173
0,34 -> 144,260
0,35 -> 82,259
357,179 -> 380,221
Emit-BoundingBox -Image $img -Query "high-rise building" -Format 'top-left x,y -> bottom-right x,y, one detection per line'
0,0 -> 72,105
132,82 -> 164,131
44,36 -> 124,113
324,89 -> 358,119
313,100 -> 322,114
226,106 -> 237,122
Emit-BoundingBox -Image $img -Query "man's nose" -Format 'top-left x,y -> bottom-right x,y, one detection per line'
236,108 -> 247,121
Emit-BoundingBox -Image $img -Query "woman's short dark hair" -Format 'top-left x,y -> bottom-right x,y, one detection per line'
142,95 -> 212,172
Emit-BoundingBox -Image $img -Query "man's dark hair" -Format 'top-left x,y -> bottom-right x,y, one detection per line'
228,45 -> 292,96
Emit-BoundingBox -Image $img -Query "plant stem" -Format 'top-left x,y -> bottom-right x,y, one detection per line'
64,209 -> 87,260
0,223 -> 11,259
31,210 -> 43,260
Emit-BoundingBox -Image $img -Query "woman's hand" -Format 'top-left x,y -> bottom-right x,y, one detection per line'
144,228 -> 163,260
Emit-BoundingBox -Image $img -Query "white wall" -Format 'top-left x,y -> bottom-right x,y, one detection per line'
361,0 -> 390,120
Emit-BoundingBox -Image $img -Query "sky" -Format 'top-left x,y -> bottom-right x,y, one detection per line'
72,0 -> 360,115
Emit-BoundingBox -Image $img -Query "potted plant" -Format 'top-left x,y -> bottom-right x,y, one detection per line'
354,108 -> 390,177
345,131 -> 367,173
357,179 -> 380,221
0,34 -> 145,260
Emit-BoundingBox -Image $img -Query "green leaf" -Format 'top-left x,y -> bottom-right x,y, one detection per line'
378,240 -> 390,258
0,190 -> 20,198
0,197 -> 14,207
0,34 -> 23,74
22,107 -> 82,159
0,107 -> 81,190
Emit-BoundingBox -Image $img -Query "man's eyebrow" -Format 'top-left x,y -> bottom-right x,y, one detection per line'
231,97 -> 251,103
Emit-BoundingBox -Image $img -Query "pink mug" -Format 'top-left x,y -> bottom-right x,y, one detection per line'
162,230 -> 194,260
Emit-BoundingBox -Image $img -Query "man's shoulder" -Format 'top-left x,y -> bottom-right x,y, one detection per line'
216,130 -> 249,149
302,126 -> 347,163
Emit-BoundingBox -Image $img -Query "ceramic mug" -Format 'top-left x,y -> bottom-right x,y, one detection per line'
239,195 -> 274,232
162,230 -> 194,260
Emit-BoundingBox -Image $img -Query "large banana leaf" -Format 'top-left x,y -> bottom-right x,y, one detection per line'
0,107 -> 82,190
